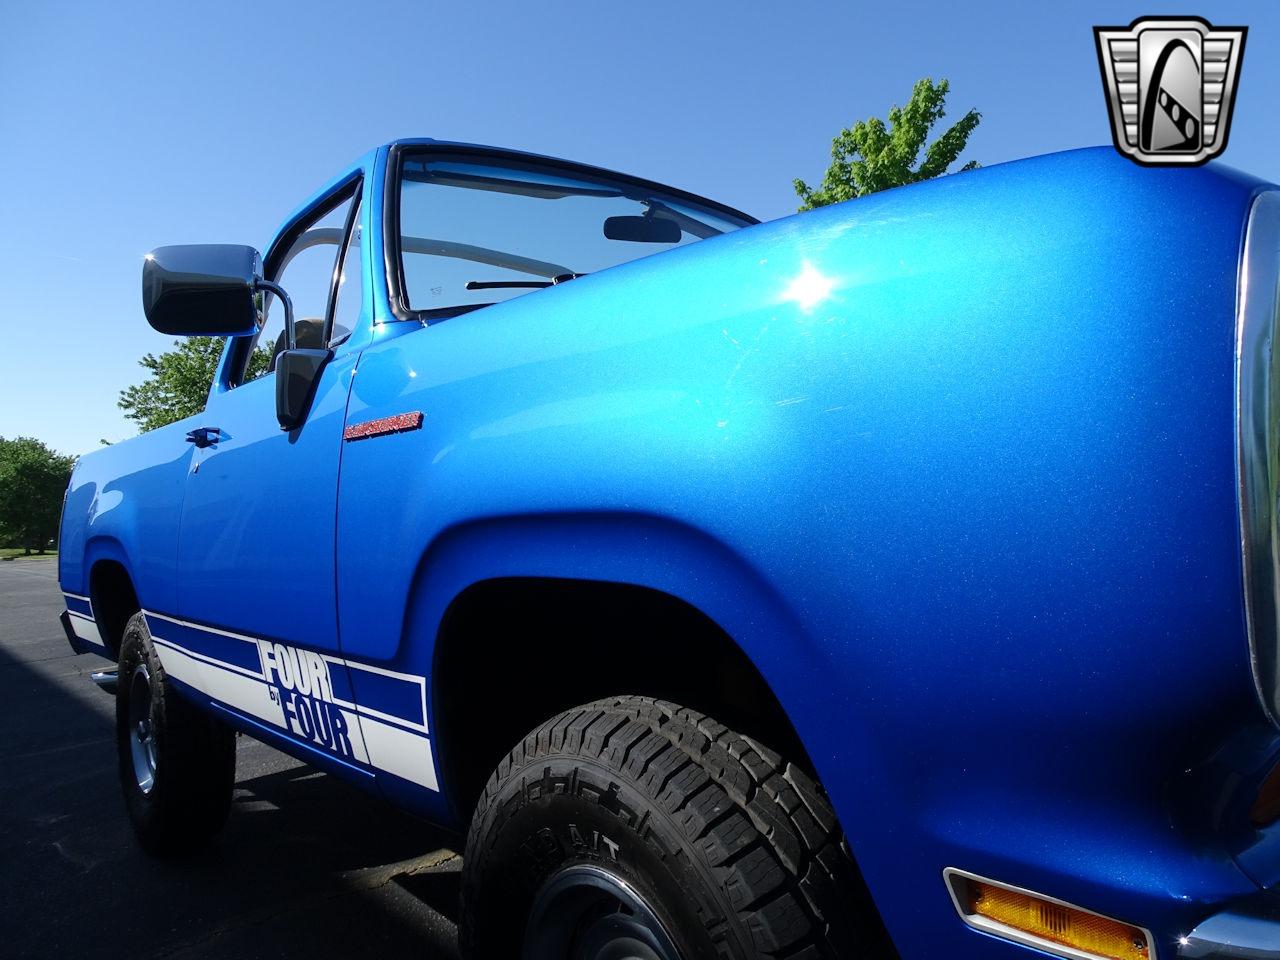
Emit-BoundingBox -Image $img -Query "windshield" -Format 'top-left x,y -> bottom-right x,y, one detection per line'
397,154 -> 753,314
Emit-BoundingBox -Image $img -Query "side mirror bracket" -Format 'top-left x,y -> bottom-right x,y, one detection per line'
261,278 -> 329,430
254,278 -> 295,348
275,348 -> 331,431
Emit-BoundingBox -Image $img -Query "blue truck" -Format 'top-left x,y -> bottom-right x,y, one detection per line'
58,140 -> 1280,960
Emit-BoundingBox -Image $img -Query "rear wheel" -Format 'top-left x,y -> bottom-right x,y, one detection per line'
116,611 -> 236,856
460,696 -> 890,959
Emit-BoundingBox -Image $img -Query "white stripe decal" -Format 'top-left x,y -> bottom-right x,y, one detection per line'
145,619 -> 437,791
353,702 -> 429,736
360,715 -> 439,791
320,652 -> 429,732
143,609 -> 428,734
146,609 -> 265,646
63,592 -> 91,602
151,635 -> 265,681
67,612 -> 104,647
152,636 -> 375,770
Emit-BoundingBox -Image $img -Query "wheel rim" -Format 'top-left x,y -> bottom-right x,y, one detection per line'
523,864 -> 682,960
128,663 -> 157,794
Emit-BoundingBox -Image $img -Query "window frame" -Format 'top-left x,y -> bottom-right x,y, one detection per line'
324,192 -> 363,348
381,143 -> 758,326
227,173 -> 364,387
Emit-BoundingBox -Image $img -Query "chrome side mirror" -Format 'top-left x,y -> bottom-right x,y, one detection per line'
141,244 -> 300,345
142,244 -> 265,337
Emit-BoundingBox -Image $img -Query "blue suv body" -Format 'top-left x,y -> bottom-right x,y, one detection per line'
58,140 -> 1280,960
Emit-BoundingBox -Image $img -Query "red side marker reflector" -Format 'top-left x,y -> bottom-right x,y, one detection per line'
343,411 -> 424,442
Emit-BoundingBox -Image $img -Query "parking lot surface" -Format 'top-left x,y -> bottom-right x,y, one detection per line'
0,559 -> 461,959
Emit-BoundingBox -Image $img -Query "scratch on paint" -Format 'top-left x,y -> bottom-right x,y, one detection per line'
723,319 -> 774,392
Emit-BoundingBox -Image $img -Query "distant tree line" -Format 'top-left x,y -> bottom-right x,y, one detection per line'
0,437 -> 74,555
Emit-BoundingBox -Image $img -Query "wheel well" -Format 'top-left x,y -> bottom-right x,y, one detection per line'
433,577 -> 815,823
89,560 -> 140,659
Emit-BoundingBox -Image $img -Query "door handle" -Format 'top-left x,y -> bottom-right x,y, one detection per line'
185,426 -> 220,449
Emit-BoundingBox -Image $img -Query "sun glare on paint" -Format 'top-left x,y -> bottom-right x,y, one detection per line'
780,261 -> 835,312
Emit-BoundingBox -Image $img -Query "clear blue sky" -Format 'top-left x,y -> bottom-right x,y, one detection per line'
1,0 -> 1275,456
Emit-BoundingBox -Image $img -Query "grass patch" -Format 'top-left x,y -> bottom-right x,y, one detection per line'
0,547 -> 57,561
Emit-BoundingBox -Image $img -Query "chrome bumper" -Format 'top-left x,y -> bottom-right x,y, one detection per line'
1178,889 -> 1280,959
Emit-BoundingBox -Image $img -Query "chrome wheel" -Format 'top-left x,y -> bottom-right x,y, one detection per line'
523,864 -> 681,960
128,662 -> 157,794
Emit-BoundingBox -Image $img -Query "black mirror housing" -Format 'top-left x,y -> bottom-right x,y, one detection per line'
602,215 -> 682,244
275,348 -> 331,431
142,244 -> 264,337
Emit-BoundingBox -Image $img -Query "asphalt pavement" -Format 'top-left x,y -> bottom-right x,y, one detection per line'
0,558 -> 462,959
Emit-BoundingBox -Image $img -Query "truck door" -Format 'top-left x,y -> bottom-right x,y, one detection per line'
167,177 -> 368,768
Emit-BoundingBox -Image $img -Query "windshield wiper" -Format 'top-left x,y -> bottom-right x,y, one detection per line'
465,280 -> 551,290
465,272 -> 585,291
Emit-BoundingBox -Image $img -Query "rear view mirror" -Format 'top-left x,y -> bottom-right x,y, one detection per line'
602,215 -> 681,244
142,244 -> 264,337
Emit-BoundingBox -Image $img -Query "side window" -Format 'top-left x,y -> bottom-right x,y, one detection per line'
240,189 -> 359,383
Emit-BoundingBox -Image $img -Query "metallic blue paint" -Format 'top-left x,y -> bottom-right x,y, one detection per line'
59,141 -> 1280,957
176,355 -> 356,654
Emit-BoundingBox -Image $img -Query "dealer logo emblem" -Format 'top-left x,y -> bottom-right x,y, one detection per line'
1094,16 -> 1246,166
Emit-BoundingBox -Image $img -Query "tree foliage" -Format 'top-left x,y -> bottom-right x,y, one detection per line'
794,78 -> 981,211
118,337 -> 270,433
0,437 -> 75,554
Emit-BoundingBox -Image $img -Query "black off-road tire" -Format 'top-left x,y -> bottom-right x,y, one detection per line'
460,696 -> 892,959
116,611 -> 236,857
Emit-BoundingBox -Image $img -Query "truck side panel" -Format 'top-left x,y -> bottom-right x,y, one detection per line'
58,417 -> 197,652
335,148 -> 1274,958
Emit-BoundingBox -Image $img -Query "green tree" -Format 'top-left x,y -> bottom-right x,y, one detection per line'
0,437 -> 75,554
118,337 -> 271,433
794,78 -> 981,211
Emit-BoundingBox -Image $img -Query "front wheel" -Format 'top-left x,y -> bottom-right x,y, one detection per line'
460,696 -> 891,959
116,611 -> 236,856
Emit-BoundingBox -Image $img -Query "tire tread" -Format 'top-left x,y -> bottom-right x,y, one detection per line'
462,696 -> 892,959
